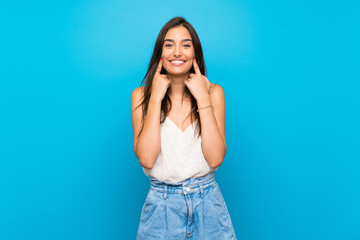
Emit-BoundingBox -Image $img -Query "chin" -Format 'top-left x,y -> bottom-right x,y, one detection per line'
165,68 -> 191,76
167,71 -> 189,75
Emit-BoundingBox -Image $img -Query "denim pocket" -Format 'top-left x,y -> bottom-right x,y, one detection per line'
143,189 -> 153,207
139,189 -> 153,218
214,183 -> 230,217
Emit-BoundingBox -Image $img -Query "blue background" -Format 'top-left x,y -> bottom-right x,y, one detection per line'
1,0 -> 359,239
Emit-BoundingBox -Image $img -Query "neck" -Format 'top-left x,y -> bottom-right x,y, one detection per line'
167,72 -> 191,100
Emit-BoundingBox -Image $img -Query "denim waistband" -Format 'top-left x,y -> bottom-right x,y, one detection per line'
149,172 -> 216,196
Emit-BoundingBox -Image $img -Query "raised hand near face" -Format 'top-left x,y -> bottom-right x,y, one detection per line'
151,57 -> 171,103
184,57 -> 211,102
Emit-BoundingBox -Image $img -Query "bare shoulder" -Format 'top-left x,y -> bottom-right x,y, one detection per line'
131,86 -> 145,98
209,82 -> 226,118
131,86 -> 145,111
209,83 -> 225,102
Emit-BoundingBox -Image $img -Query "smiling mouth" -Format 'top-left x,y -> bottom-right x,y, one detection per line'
169,60 -> 186,66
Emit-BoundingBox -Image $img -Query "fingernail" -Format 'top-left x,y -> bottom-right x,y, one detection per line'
161,57 -> 163,60
193,57 -> 195,60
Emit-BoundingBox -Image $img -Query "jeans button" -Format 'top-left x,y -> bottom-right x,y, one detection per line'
186,187 -> 191,192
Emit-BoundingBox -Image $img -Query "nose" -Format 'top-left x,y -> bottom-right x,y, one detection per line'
173,44 -> 181,57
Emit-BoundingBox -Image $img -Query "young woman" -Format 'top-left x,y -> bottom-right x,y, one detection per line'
131,16 -> 237,240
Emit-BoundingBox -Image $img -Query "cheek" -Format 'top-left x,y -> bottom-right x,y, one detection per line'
161,48 -> 168,56
189,48 -> 195,56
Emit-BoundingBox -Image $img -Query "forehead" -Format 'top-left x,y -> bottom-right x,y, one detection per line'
164,26 -> 192,40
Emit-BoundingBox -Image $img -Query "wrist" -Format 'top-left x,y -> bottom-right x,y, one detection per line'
196,94 -> 211,106
150,96 -> 162,105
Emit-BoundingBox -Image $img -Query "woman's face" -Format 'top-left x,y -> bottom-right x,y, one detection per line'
162,26 -> 195,76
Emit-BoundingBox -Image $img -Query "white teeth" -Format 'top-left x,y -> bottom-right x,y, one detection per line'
171,60 -> 185,63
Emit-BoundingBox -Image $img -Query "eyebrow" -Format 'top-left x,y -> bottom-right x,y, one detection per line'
164,38 -> 192,43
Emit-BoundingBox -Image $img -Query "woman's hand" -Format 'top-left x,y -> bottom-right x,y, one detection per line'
151,58 -> 171,103
185,58 -> 211,102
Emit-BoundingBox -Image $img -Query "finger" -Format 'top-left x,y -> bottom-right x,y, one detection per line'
187,74 -> 193,82
184,80 -> 188,87
188,73 -> 195,77
193,58 -> 201,75
156,57 -> 163,73
202,75 -> 209,82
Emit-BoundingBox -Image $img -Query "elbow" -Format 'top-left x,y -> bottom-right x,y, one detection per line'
205,144 -> 226,169
140,160 -> 154,170
137,151 -> 159,169
135,147 -> 158,170
209,157 -> 224,169
134,134 -> 161,169
207,149 -> 226,169
138,156 -> 155,169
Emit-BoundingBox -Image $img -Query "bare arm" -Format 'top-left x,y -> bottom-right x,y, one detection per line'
198,84 -> 227,168
131,87 -> 162,169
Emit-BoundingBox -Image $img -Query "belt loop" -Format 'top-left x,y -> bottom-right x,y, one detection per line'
199,184 -> 204,198
164,185 -> 167,199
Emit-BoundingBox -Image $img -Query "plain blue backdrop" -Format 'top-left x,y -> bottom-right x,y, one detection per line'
1,0 -> 359,239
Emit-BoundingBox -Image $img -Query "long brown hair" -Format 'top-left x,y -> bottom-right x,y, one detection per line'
135,16 -> 207,139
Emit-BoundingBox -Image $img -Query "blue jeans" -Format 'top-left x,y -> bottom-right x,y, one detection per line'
137,172 -> 237,239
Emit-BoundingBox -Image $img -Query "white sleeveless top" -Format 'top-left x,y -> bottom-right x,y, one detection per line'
142,116 -> 217,183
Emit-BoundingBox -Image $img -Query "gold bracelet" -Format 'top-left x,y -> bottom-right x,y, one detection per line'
197,105 -> 212,112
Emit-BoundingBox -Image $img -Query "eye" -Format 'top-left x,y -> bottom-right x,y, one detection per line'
183,44 -> 191,47
165,44 -> 173,47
